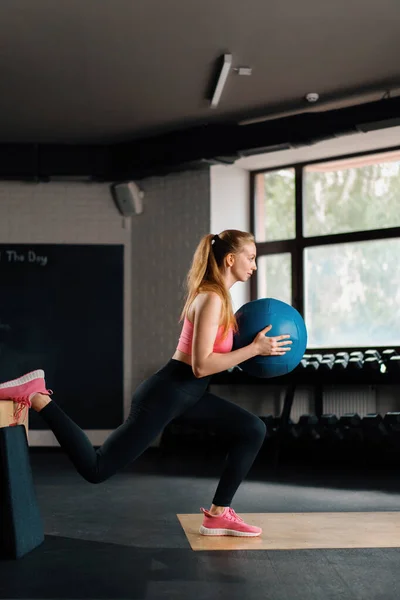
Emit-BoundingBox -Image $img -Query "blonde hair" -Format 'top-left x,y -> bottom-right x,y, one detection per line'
180,229 -> 255,336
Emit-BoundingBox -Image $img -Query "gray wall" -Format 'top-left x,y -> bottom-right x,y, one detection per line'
130,169 -> 211,391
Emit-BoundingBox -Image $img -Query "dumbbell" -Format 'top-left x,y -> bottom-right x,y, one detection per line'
361,414 -> 391,466
364,358 -> 382,372
305,354 -> 322,372
296,414 -> 320,441
382,349 -> 397,362
332,352 -> 349,372
364,349 -> 381,360
298,354 -> 312,370
362,349 -> 384,372
268,417 -> 298,464
348,358 -> 363,370
338,413 -> 363,445
348,351 -> 364,371
362,413 -> 389,443
267,416 -> 297,437
381,413 -> 400,464
338,413 -> 364,464
339,413 -> 363,441
290,415 -> 321,463
380,349 -> 397,376
282,417 -> 299,439
387,356 -> 400,375
315,414 -> 344,464
319,354 -> 335,372
317,414 -> 343,441
383,412 -> 400,432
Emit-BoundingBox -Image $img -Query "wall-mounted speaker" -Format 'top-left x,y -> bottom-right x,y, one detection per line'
111,181 -> 144,216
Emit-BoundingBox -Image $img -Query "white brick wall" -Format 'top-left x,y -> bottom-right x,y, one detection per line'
0,181 -> 130,244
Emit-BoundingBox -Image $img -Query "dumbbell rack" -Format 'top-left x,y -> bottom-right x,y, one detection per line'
212,347 -> 400,439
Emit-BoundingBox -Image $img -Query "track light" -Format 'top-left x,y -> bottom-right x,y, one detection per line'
210,54 -> 232,109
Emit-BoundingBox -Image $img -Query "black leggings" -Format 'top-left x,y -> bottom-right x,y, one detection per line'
38,359 -> 267,506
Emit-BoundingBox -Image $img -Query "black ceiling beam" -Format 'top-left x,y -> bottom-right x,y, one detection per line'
0,96 -> 399,181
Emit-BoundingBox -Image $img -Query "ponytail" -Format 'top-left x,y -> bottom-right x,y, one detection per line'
180,229 -> 255,336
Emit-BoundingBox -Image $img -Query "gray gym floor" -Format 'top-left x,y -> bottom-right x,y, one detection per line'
1,448 -> 400,600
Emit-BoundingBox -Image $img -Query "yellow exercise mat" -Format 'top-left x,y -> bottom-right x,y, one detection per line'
177,511 -> 400,551
0,400 -> 29,438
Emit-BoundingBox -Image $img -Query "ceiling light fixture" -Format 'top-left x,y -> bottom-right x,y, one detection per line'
210,54 -> 233,109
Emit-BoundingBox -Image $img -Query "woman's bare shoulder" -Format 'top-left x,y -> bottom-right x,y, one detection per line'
196,290 -> 222,303
189,291 -> 222,321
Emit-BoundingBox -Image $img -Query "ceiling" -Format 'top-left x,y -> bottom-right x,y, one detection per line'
1,0 -> 399,144
0,0 -> 399,179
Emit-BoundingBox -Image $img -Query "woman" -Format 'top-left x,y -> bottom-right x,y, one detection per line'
0,230 -> 292,537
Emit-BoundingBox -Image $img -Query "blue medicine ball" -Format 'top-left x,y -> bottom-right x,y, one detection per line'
233,298 -> 307,379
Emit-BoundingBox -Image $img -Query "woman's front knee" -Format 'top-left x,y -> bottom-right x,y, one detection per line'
256,417 -> 267,441
243,416 -> 267,443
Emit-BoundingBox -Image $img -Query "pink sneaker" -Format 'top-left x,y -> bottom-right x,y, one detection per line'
199,507 -> 262,537
0,369 -> 53,426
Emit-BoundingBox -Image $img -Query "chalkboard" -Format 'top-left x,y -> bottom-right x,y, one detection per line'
0,244 -> 124,430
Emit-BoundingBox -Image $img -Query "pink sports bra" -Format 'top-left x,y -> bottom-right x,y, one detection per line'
176,317 -> 233,355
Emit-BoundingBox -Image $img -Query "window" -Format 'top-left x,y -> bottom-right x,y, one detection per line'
304,238 -> 400,348
257,254 -> 292,306
254,168 -> 295,242
304,151 -> 400,237
252,148 -> 400,350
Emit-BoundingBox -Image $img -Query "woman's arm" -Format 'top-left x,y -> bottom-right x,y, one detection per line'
191,292 -> 258,377
191,292 -> 291,378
